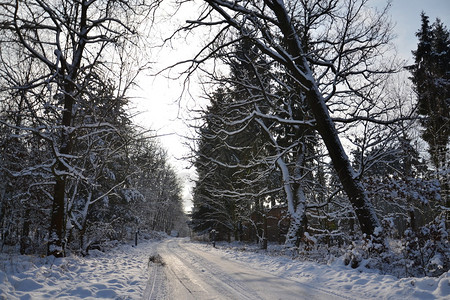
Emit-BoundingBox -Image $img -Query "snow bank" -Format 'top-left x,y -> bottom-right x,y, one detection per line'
0,240 -> 157,300
198,241 -> 450,299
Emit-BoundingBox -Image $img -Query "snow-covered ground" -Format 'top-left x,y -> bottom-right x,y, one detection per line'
1,237 -> 449,299
0,241 -> 156,299
200,241 -> 450,299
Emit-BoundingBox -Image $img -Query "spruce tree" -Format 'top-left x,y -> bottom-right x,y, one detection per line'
409,13 -> 450,222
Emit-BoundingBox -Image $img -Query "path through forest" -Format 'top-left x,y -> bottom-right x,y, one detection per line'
143,238 -> 353,299
1,237 -> 448,299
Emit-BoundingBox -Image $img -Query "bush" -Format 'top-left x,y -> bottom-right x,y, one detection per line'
403,215 -> 449,277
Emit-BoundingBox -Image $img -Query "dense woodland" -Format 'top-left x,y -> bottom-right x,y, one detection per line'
0,0 -> 186,257
187,1 -> 449,277
0,0 -> 448,279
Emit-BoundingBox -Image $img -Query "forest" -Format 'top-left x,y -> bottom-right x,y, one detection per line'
187,0 -> 449,277
0,0 -> 449,279
0,0 -> 187,258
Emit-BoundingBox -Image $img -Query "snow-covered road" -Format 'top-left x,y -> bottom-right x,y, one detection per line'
145,238 -> 352,300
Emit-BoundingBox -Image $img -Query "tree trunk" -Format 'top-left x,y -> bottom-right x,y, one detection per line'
262,215 -> 268,250
20,208 -> 31,255
48,170 -> 68,257
285,211 -> 307,248
285,174 -> 308,247
305,87 -> 381,239
268,0 -> 382,241
47,83 -> 75,257
47,1 -> 86,256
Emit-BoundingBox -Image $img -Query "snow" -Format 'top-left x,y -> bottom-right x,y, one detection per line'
202,241 -> 450,299
0,241 -> 157,299
1,237 -> 449,299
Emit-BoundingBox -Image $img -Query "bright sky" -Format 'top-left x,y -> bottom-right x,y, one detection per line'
132,0 -> 450,212
378,0 -> 450,61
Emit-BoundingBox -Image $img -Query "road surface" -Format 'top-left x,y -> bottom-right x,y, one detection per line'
143,238 -> 354,300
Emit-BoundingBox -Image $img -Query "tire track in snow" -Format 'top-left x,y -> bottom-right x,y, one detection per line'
181,240 -> 354,300
143,253 -> 168,300
158,238 -> 261,299
145,238 -> 355,300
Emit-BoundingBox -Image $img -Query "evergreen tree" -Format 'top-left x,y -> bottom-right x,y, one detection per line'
353,137 -> 439,235
409,13 -> 450,223
191,89 -> 242,240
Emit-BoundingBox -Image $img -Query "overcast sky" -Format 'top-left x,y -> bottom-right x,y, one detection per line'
132,0 -> 450,211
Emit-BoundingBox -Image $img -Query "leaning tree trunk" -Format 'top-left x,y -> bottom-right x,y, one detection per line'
305,87 -> 382,240
268,0 -> 382,242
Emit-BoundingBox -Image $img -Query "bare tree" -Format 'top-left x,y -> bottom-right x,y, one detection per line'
180,0 -> 401,247
0,0 -> 158,256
